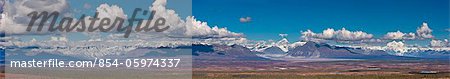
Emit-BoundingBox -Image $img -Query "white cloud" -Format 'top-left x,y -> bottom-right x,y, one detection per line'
416,22 -> 433,38
239,17 -> 251,23
1,0 -> 70,34
386,41 -> 408,55
382,22 -> 435,40
430,39 -> 448,47
93,3 -> 127,21
300,30 -> 315,38
384,31 -> 405,40
83,3 -> 127,32
1,2 -> 127,35
320,28 -> 335,39
145,0 -> 243,38
1,0 -> 243,40
301,28 -> 373,41
185,16 -> 243,38
335,28 -> 373,40
0,3 -> 3,27
383,31 -> 415,40
404,33 -> 416,39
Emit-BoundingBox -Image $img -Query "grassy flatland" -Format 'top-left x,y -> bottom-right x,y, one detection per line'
193,71 -> 450,79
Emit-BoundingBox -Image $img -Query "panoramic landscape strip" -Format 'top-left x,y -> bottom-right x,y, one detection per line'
0,0 -> 449,79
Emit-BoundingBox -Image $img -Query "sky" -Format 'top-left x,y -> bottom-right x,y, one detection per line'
0,0 -> 448,61
68,0 -> 191,18
1,0 -> 448,45
2,0 -> 194,41
193,0 -> 449,41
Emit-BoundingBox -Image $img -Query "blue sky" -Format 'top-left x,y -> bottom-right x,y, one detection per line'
193,0 -> 449,41
30,0 -> 191,40
7,0 -> 448,43
15,0 -> 192,41
68,0 -> 191,18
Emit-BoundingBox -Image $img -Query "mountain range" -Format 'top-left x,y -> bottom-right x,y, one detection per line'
192,41 -> 449,61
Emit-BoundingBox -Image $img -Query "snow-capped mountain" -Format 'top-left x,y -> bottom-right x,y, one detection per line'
1,35 -> 449,60
250,34 -> 306,54
253,37 -> 449,59
275,34 -> 290,52
382,41 -> 450,58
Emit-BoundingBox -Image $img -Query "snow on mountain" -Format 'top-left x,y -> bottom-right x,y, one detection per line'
3,37 -> 450,59
275,34 -> 289,52
249,41 -> 271,52
248,34 -> 291,53
356,41 -> 450,57
289,41 -> 307,49
385,41 -> 408,55
430,39 -> 449,47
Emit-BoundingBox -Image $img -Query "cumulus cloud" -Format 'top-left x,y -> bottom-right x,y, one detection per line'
430,39 -> 448,47
382,22 -> 435,40
383,31 -> 415,40
92,3 -> 128,21
89,0 -> 243,39
1,1 -> 128,35
1,0 -> 70,34
185,16 -> 243,38
335,28 -> 373,40
146,0 -> 243,38
384,31 -> 404,40
86,0 -> 243,39
0,0 -> 243,40
81,3 -> 127,32
144,0 -> 186,37
239,17 -> 251,23
416,22 -> 433,38
0,0 -> 3,25
301,28 -> 373,41
386,41 -> 408,55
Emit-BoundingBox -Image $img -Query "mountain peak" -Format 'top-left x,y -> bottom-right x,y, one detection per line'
276,34 -> 289,52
